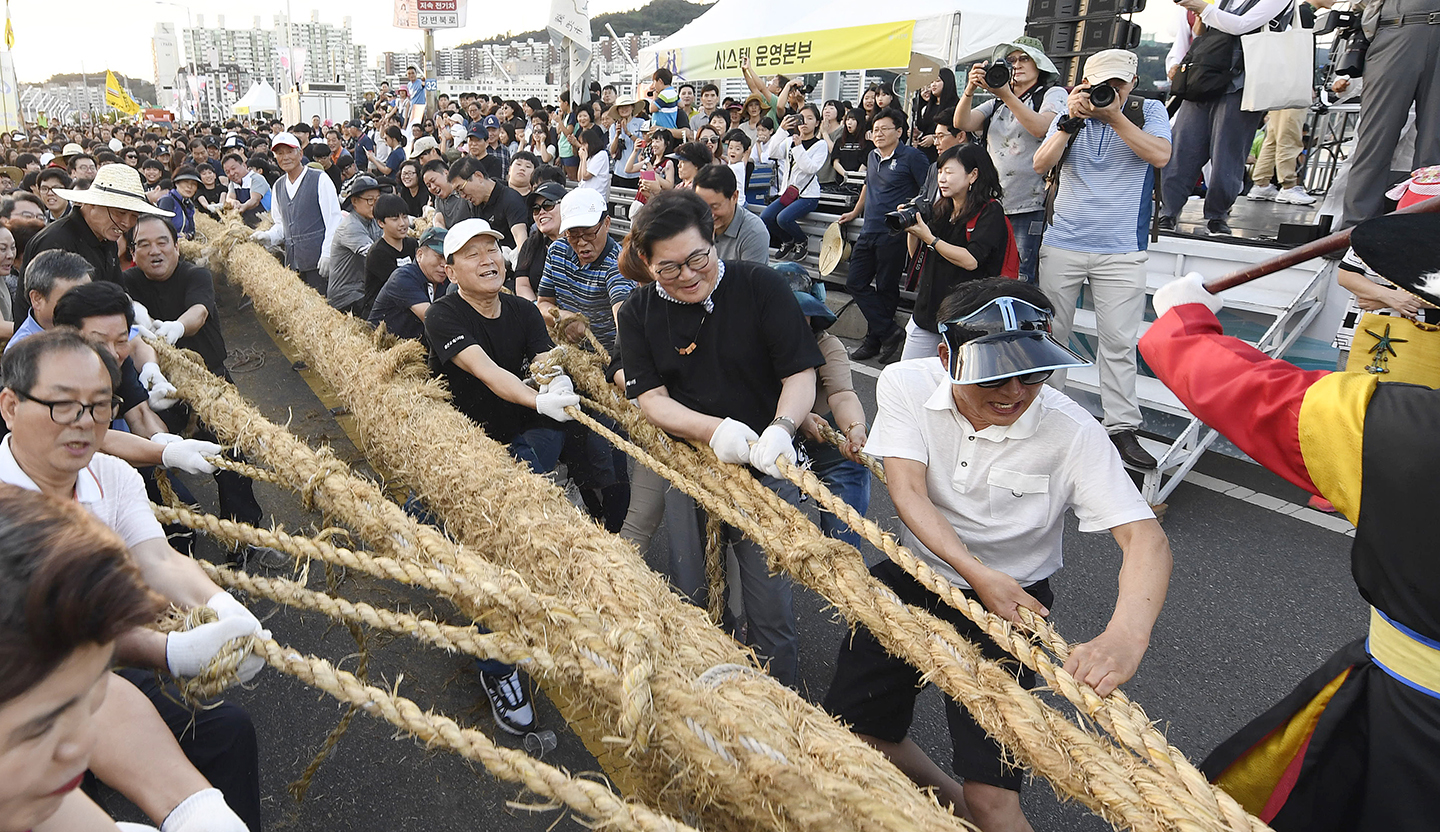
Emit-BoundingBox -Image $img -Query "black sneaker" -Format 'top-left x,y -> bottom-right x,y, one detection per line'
1155,215 -> 1176,232
788,240 -> 809,262
850,337 -> 882,361
480,668 -> 537,735
878,327 -> 906,364
1207,219 -> 1232,236
775,241 -> 794,260
1110,430 -> 1158,470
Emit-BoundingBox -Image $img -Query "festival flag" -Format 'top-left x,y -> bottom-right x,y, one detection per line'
547,0 -> 591,102
104,69 -> 140,116
5,0 -> 15,50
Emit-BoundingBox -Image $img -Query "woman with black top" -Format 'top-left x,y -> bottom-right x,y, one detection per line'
395,159 -> 429,217
193,164 -> 227,219
858,87 -> 879,128
913,68 -> 959,163
828,109 -> 872,183
899,143 -> 1008,361
616,189 -> 822,688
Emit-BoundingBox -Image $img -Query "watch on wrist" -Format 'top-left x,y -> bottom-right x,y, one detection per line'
770,416 -> 798,437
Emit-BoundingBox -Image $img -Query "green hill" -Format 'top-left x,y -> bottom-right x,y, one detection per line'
456,0 -> 708,47
38,72 -> 156,105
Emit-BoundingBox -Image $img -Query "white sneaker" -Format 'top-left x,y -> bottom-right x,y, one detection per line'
1246,183 -> 1279,201
1277,186 -> 1316,205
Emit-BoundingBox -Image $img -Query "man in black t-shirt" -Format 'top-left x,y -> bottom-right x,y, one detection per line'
364,194 -> 419,313
446,156 -> 529,257
617,189 -> 824,687
421,217 -> 585,737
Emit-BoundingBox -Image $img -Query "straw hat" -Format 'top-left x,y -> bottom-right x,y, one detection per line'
52,163 -> 173,217
818,221 -> 849,276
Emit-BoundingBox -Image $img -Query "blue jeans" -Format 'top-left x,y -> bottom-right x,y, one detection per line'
508,425 -> 567,475
760,196 -> 820,245
1009,210 -> 1045,285
845,231 -> 909,342
803,435 -> 871,550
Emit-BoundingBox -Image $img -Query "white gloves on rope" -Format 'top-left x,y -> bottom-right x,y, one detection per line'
138,362 -> 180,411
132,301 -> 155,333
152,320 -> 187,346
155,435 -> 222,475
535,372 -> 579,422
159,788 -> 249,832
709,417 -> 758,466
750,424 -> 797,479
165,592 -> 268,686
1152,271 -> 1223,319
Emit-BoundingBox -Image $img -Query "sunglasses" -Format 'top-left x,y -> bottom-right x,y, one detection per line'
532,200 -> 558,213
974,369 -> 1054,388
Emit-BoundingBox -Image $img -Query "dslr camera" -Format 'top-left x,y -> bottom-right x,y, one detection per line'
885,196 -> 932,232
1057,82 -> 1117,133
984,59 -> 1013,89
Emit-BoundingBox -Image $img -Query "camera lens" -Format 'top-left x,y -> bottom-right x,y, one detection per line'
1088,83 -> 1116,109
984,62 -> 1011,88
885,206 -> 919,232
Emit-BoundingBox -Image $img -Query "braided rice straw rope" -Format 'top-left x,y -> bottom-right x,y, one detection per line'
173,213 -> 1265,832
153,231 -> 977,832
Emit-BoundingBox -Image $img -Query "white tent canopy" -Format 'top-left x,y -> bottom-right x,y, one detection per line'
638,0 -> 1025,80
232,80 -> 279,115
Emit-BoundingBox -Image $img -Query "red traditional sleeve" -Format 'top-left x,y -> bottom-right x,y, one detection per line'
1139,305 -> 1326,494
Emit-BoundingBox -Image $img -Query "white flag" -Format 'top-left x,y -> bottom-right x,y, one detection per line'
547,0 -> 591,101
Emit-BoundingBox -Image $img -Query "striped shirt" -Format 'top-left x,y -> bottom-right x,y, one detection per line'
537,236 -> 635,350
1042,98 -> 1171,254
652,86 -> 680,129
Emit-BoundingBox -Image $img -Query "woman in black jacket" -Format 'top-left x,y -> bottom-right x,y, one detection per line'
900,142 -> 1008,361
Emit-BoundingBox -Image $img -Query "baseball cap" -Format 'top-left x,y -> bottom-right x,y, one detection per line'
442,218 -> 504,259
526,180 -> 568,210
482,115 -> 501,130
222,135 -> 244,149
1083,49 -> 1138,84
408,136 -> 439,158
558,188 -> 608,233
466,125 -> 487,140
270,132 -> 301,149
417,226 -> 448,254
61,142 -> 84,157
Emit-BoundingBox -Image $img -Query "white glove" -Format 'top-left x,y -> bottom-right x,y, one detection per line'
132,301 -> 155,333
249,230 -> 265,242
317,254 -> 330,278
161,439 -> 222,475
153,320 -> 186,345
117,824 -> 161,832
160,788 -> 248,832
139,362 -> 180,411
709,417 -> 759,465
205,591 -> 263,633
749,424 -> 797,478
151,431 -> 184,446
165,615 -> 269,684
1152,271 -> 1223,319
535,373 -> 579,422
501,245 -> 519,270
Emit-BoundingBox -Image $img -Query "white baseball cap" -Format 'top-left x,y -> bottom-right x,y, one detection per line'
442,218 -> 505,259
1083,49 -> 1138,84
270,131 -> 301,149
558,188 -> 608,233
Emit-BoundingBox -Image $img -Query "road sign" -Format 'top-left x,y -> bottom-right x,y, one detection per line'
417,12 -> 459,27
424,78 -> 439,91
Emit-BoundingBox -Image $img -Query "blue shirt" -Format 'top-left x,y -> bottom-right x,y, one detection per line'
537,237 -> 634,351
652,86 -> 679,129
5,314 -> 42,352
1041,99 -> 1172,254
368,262 -> 445,342
860,144 -> 930,235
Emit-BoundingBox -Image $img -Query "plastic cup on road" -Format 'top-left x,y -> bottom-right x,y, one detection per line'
524,730 -> 557,758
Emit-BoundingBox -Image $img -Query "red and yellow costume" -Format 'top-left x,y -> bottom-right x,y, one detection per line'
1139,303 -> 1440,831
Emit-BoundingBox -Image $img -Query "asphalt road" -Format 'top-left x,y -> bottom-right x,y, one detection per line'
103,274 -> 1368,832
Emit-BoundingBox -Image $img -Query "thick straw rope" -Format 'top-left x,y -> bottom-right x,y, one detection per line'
541,342 -> 1267,832
151,269 -> 976,832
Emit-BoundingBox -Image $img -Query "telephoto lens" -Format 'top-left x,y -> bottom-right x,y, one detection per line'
984,61 -> 1011,89
1088,82 -> 1116,109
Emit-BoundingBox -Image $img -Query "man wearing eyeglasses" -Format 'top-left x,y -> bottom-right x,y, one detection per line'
538,189 -> 634,358
824,278 -> 1171,831
447,155 -> 529,270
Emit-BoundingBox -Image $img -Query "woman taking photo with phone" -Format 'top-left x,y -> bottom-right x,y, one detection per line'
761,103 -> 828,263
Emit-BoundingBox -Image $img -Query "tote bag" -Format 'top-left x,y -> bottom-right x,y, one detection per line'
1241,4 -> 1313,112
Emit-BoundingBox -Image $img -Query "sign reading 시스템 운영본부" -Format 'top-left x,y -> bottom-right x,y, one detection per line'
648,20 -> 914,80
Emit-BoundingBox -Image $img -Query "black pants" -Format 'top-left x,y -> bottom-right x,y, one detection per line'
844,231 -> 908,342
115,668 -> 262,830
160,398 -> 264,528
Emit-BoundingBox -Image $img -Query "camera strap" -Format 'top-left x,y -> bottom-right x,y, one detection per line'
1043,98 -> 1149,227
981,83 -> 1049,151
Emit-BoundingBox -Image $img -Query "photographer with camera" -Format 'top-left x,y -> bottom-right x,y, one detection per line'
898,144 -> 1011,361
837,108 -> 931,363
953,36 -> 1068,284
1032,49 -> 1171,470
1158,0 -> 1295,236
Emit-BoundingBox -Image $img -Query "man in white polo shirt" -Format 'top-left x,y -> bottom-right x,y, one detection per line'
823,279 -> 1171,831
0,328 -> 268,831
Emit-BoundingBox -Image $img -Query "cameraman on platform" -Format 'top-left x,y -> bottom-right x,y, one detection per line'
953,36 -> 1068,283
1032,49 -> 1171,470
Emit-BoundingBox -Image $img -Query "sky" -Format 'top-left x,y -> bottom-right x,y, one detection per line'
8,0 -> 1182,85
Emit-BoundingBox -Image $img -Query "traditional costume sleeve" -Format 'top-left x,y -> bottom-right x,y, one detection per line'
1139,304 -> 1377,523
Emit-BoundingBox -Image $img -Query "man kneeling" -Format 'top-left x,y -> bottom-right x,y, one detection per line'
823,279 -> 1171,831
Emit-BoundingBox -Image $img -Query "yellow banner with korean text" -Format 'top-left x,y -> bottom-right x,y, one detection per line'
652,21 -> 915,80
